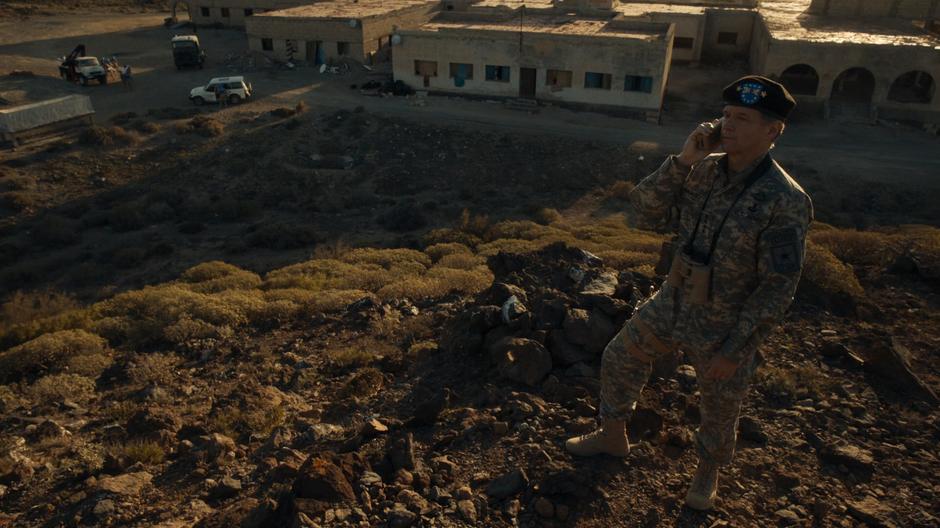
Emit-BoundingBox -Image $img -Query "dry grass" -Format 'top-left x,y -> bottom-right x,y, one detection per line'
179,261 -> 262,294
117,440 -> 165,466
0,329 -> 109,382
424,242 -> 472,262
79,126 -> 140,146
175,116 -> 224,137
126,353 -> 180,386
756,363 -> 832,401
208,405 -> 285,440
532,207 -> 563,226
102,400 -> 140,423
810,229 -> 901,268
338,367 -> 384,399
606,180 -> 635,201
0,290 -> 81,328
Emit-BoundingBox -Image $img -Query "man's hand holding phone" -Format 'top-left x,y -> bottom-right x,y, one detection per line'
677,119 -> 723,169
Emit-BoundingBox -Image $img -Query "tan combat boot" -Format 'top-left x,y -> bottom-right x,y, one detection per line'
685,460 -> 719,510
565,419 -> 630,457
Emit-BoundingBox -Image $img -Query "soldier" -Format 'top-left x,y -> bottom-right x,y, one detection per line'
565,76 -> 813,511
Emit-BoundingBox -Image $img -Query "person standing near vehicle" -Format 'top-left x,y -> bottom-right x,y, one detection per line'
217,83 -> 227,108
120,64 -> 133,91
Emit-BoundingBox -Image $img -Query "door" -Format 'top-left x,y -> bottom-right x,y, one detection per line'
520,67 -> 536,98
306,41 -> 323,65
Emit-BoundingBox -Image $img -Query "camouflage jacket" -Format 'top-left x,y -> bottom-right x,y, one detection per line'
628,153 -> 814,362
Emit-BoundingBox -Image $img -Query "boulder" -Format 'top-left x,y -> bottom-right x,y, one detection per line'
847,496 -> 898,528
97,471 -> 153,496
491,338 -> 552,387
862,338 -> 938,404
127,407 -> 183,442
562,309 -> 592,347
548,331 -> 592,366
485,468 -> 528,499
819,444 -> 874,478
292,456 -> 356,503
586,308 -> 617,355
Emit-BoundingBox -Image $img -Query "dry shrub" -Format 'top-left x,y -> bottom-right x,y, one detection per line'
476,238 -> 542,257
340,248 -> 431,270
756,363 -> 831,400
0,329 -> 108,382
295,100 -> 308,114
264,259 -> 394,292
435,252 -> 486,270
102,400 -> 139,423
175,116 -> 224,137
607,180 -> 635,200
91,285 -> 253,347
270,107 -> 297,118
801,242 -> 865,298
532,207 -> 563,226
458,209 -> 490,238
27,373 -> 95,404
79,126 -> 140,146
117,440 -> 165,466
0,308 -> 93,351
65,353 -> 112,378
330,340 -> 397,369
424,242 -> 472,262
338,367 -> 384,399
423,227 -> 483,249
130,120 -> 161,134
1,290 -> 80,329
810,229 -> 901,267
376,266 -> 492,300
126,353 -> 180,385
179,261 -> 262,293
311,238 -> 351,260
485,220 -> 563,242
593,249 -> 658,269
261,288 -> 368,318
209,405 -> 285,440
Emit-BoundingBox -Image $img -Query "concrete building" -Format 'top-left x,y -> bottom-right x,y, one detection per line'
753,0 -> 940,122
244,0 -> 438,64
188,0 -> 310,27
392,5 -> 674,118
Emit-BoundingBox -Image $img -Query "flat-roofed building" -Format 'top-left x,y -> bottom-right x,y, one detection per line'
753,0 -> 940,122
392,8 -> 674,118
244,0 -> 439,64
189,0 -> 310,27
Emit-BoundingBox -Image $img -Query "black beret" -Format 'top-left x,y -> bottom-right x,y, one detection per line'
722,75 -> 796,121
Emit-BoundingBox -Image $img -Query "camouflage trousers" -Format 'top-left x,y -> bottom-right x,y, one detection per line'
598,321 -> 760,467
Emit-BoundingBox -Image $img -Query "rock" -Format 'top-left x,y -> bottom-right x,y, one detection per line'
535,298 -> 568,330
393,468 -> 413,485
292,457 -> 356,503
102,424 -> 126,444
774,508 -> 801,525
819,444 -> 874,478
202,433 -> 236,463
565,362 -> 598,379
35,420 -> 69,439
440,306 -> 501,356
455,486 -> 473,500
209,476 -> 242,501
534,497 -> 554,519
773,470 -> 800,491
93,499 -> 116,517
386,433 -> 416,471
847,496 -> 897,528
491,337 -> 552,387
628,408 -> 664,443
738,416 -> 768,444
127,407 -> 182,442
485,468 -> 528,499
580,270 -> 618,297
395,489 -> 428,512
585,309 -> 616,354
387,506 -> 417,528
675,364 -> 697,390
97,471 -> 153,496
862,338 -> 938,404
819,340 -> 850,359
361,418 -> 388,437
562,309 -> 592,347
485,283 -> 528,307
456,499 -> 477,523
556,504 -> 570,521
407,388 -> 451,427
548,330 -> 592,366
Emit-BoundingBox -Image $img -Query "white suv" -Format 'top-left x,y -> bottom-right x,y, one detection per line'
189,76 -> 252,105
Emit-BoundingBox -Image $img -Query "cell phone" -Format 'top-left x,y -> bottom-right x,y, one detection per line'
696,120 -> 723,152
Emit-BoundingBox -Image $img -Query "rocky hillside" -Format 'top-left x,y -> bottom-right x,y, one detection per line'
1,106 -> 939,527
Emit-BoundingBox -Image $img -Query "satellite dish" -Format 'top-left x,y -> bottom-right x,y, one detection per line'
348,18 -> 358,28
391,34 -> 402,45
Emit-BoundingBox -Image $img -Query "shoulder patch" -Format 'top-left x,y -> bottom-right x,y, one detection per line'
765,227 -> 802,274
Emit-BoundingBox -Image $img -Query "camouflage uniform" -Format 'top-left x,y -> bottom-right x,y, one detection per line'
599,152 -> 813,466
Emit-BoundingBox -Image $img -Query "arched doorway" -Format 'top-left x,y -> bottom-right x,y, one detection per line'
831,67 -> 875,103
888,71 -> 935,104
780,64 -> 819,96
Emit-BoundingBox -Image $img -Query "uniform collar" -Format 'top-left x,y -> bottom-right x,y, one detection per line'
716,153 -> 770,188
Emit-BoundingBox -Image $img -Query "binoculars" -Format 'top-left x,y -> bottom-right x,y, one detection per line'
657,240 -> 712,305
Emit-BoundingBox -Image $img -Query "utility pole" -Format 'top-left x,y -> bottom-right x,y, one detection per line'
519,4 -> 525,52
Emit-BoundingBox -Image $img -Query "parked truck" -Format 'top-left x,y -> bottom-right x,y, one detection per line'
58,45 -> 108,86
171,35 -> 206,69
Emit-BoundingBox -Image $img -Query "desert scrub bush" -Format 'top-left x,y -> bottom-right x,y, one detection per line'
1,290 -> 80,328
0,329 -> 109,382
457,209 -> 490,238
179,261 -> 262,293
340,248 -> 432,270
126,352 -> 180,385
0,307 -> 93,351
261,289 -> 369,318
91,285 -> 251,347
810,229 -> 901,268
130,120 -> 161,134
756,363 -> 832,401
116,440 -> 165,466
801,242 -> 865,299
484,220 -> 566,242
424,242 -> 472,262
208,405 -> 285,440
476,238 -> 542,257
423,228 -> 483,249
606,180 -> 635,201
65,352 -> 112,378
593,250 -> 658,269
175,115 -> 224,137
101,400 -> 140,423
532,207 -> 563,226
435,252 -> 486,270
329,339 -> 397,369
263,259 -> 394,292
376,266 -> 492,300
79,126 -> 140,146
338,367 -> 384,399
27,373 -> 96,404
